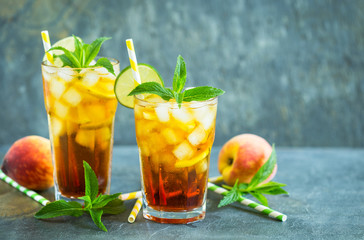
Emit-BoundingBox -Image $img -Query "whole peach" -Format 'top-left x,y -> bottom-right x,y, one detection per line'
1,136 -> 54,190
218,134 -> 277,186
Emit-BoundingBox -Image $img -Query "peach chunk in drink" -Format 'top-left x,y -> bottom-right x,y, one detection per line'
134,95 -> 217,212
42,63 -> 119,199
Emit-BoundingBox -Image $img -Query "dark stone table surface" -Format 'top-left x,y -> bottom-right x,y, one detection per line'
0,146 -> 363,239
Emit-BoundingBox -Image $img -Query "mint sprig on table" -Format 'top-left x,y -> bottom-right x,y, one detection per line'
48,35 -> 115,75
128,55 -> 225,107
218,145 -> 289,208
35,161 -> 124,232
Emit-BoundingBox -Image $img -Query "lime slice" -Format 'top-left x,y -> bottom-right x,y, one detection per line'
174,149 -> 210,168
43,36 -> 80,67
114,63 -> 163,108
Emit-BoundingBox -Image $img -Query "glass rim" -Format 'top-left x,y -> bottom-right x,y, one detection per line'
41,56 -> 120,70
134,94 -> 218,109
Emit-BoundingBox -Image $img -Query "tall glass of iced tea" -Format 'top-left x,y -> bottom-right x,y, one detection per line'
134,95 -> 218,223
41,58 -> 120,201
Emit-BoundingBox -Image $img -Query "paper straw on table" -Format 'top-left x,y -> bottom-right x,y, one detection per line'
125,39 -> 141,84
41,30 -> 54,65
208,182 -> 287,222
119,190 -> 142,201
0,170 -> 50,206
128,198 -> 143,223
208,175 -> 224,183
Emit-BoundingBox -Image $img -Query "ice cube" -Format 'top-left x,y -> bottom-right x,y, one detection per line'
98,127 -> 111,142
193,106 -> 217,130
50,78 -> 66,99
171,107 -> 193,123
50,117 -> 64,136
53,101 -> 68,118
94,67 -> 108,75
82,71 -> 99,87
42,66 -> 56,82
155,105 -> 170,122
57,68 -> 76,82
75,129 -> 95,150
188,125 -> 207,146
173,141 -> 194,161
143,111 -> 157,120
161,128 -> 182,145
196,159 -> 208,174
63,87 -> 82,106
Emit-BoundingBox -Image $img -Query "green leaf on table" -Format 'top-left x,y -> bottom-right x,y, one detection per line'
248,145 -> 277,188
218,180 -> 241,208
250,192 -> 269,207
89,209 -> 107,232
83,161 -> 99,202
258,187 -> 289,195
92,193 -> 122,208
101,199 -> 125,215
34,200 -> 84,219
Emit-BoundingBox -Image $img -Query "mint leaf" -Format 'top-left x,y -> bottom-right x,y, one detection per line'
238,183 -> 249,191
254,181 -> 286,190
101,199 -> 125,214
89,209 -> 107,232
128,82 -> 174,101
183,86 -> 225,102
73,35 -> 83,63
250,192 -> 269,207
218,180 -> 241,208
48,46 -> 81,68
94,57 -> 115,76
83,161 -> 99,202
173,55 -> 186,93
248,145 -> 277,188
258,187 -> 289,195
35,200 -> 84,219
84,37 -> 111,66
55,54 -> 74,67
92,193 -> 121,208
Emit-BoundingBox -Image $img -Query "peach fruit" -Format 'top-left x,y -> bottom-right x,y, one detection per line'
1,136 -> 54,190
218,134 -> 277,186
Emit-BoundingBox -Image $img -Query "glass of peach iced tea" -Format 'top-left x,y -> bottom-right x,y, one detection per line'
41,36 -> 120,201
115,55 -> 224,223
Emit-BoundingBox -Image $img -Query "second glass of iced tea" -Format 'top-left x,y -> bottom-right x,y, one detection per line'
134,95 -> 218,223
41,58 -> 120,201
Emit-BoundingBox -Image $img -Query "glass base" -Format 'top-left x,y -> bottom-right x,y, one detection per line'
142,201 -> 206,224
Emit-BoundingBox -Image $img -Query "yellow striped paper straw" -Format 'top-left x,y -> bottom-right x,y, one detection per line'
128,198 -> 143,223
119,190 -> 142,201
125,39 -> 141,84
41,30 -> 54,65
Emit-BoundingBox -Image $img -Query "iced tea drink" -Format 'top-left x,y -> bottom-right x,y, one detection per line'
41,59 -> 120,200
134,95 -> 218,223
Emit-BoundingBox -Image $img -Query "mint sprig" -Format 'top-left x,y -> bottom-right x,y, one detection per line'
35,161 -> 124,232
48,35 -> 115,75
218,145 -> 289,207
128,55 -> 224,107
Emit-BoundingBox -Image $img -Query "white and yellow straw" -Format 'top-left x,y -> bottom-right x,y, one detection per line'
41,30 -> 54,65
128,198 -> 143,223
125,39 -> 141,84
119,191 -> 143,201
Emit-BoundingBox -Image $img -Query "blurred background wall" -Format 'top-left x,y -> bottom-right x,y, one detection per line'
0,0 -> 363,147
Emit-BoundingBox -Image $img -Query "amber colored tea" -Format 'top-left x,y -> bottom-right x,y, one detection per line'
42,61 -> 119,199
134,95 -> 217,223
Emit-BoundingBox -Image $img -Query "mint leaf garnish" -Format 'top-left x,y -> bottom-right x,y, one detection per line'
35,161 -> 124,232
248,145 -> 277,188
128,55 -> 225,107
218,180 -> 241,208
48,36 -> 115,75
218,145 -> 289,207
128,82 -> 174,101
183,86 -> 225,102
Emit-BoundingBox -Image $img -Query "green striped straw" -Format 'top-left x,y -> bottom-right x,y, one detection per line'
0,169 -> 50,206
208,182 -> 287,222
